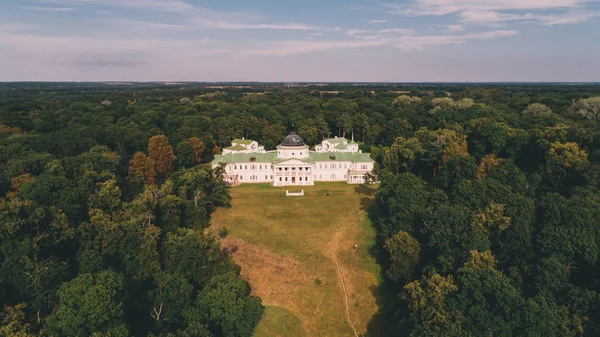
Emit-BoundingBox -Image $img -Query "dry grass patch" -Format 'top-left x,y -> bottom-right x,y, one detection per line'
212,183 -> 381,337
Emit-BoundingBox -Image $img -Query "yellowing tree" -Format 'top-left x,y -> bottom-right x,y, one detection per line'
393,95 -> 423,106
129,152 -> 157,184
188,137 -> 205,165
522,103 -> 552,117
471,202 -> 512,234
148,135 -> 175,179
464,250 -> 496,269
548,142 -> 588,171
6,173 -> 34,199
403,273 -> 459,326
476,154 -> 504,179
574,97 -> 600,121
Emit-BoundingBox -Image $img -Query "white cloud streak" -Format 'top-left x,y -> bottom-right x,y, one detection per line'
23,6 -> 76,12
370,19 -> 388,23
386,0 -> 597,16
248,29 -> 519,56
30,0 -> 318,30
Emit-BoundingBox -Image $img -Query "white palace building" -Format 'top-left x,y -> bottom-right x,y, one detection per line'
211,133 -> 375,187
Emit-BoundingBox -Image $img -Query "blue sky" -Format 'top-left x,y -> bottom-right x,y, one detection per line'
0,0 -> 599,81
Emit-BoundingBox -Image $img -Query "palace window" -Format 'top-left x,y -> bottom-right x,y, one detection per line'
240,176 -> 243,180
292,153 -> 295,156
285,167 -> 289,171
278,168 -> 282,171
361,164 -> 367,170
270,175 -> 273,179
234,165 -> 237,169
245,165 -> 247,170
265,175 -> 268,180
260,165 -> 262,169
299,167 -> 303,171
299,177 -> 302,181
279,177 -> 282,181
292,167 -> 296,171
285,177 -> 288,181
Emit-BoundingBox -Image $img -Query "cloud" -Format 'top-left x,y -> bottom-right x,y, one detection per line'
35,0 -> 321,31
247,29 -> 519,56
378,28 -> 416,35
465,30 -> 520,39
64,58 -> 149,67
385,0 -> 597,16
23,6 -> 76,12
346,29 -> 370,36
459,9 -> 598,25
383,0 -> 599,28
33,0 -> 196,12
347,28 -> 416,39
370,19 -> 388,23
245,39 -> 388,57
445,24 -> 465,31
305,32 -> 324,39
0,32 -> 220,60
194,21 -> 315,30
535,11 -> 600,24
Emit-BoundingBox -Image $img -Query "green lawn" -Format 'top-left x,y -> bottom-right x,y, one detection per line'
254,306 -> 307,337
211,183 -> 382,337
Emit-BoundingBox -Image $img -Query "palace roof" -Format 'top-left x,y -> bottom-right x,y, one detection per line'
232,138 -> 254,145
324,137 -> 348,144
213,152 -> 278,164
212,151 -> 374,164
224,144 -> 247,151
280,133 -> 305,147
309,152 -> 374,163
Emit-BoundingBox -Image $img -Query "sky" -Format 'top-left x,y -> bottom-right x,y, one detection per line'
0,0 -> 599,82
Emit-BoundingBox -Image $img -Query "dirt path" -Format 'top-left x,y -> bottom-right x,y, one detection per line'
335,259 -> 359,337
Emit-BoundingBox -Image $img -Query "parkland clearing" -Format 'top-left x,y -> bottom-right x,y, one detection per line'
211,183 -> 382,337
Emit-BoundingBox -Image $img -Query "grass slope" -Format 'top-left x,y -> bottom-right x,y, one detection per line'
211,183 -> 382,337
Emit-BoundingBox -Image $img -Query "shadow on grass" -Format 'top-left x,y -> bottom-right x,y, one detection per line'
355,184 -> 403,337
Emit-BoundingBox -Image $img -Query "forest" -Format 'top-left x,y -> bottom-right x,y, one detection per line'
1,82 -> 600,336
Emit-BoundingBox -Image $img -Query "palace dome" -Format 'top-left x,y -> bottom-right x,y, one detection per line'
280,132 -> 305,147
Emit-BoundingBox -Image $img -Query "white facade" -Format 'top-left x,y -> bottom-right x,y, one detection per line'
212,134 -> 375,187
315,137 -> 359,153
222,138 -> 266,154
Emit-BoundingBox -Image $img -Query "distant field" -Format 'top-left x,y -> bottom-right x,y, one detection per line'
211,183 -> 382,337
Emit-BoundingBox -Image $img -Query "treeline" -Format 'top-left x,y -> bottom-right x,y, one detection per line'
373,93 -> 600,336
0,87 -> 267,335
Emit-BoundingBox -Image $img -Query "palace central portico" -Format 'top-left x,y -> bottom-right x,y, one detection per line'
211,133 -> 375,186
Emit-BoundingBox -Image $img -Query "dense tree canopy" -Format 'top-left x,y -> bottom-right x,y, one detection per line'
1,82 -> 600,336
